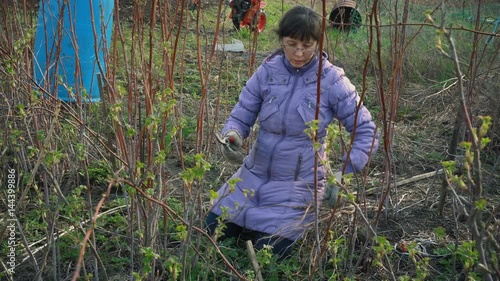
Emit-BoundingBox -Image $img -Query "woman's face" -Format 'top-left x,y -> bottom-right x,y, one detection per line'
282,37 -> 318,68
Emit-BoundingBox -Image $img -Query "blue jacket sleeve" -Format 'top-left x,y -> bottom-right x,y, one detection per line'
222,64 -> 267,139
329,68 -> 379,174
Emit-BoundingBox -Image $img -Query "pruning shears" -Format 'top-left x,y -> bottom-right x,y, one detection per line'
214,133 -> 230,146
214,133 -> 238,147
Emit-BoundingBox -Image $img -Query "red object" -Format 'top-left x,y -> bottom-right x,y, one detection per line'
191,0 -> 266,32
240,0 -> 266,32
229,0 -> 267,32
228,135 -> 235,144
255,12 -> 267,32
399,243 -> 407,252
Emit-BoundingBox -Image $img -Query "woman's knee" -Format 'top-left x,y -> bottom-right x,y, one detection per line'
204,212 -> 219,236
204,212 -> 243,239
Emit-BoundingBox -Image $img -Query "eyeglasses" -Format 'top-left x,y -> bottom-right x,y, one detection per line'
282,43 -> 317,54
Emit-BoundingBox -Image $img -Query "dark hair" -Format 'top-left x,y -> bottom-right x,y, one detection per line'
276,6 -> 322,42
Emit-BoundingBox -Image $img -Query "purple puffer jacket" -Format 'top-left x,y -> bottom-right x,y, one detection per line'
211,51 -> 378,240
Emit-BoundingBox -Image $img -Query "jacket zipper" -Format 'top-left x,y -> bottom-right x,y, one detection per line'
267,74 -> 300,180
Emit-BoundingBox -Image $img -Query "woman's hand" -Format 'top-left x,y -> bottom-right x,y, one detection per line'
324,171 -> 343,208
217,130 -> 245,164
324,183 -> 340,208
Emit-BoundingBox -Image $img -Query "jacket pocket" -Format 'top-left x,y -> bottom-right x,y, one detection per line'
297,98 -> 325,124
259,96 -> 279,122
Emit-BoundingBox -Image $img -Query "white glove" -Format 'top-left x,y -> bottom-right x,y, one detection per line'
324,171 -> 342,208
219,130 -> 244,165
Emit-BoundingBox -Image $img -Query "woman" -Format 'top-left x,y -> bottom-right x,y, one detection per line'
206,6 -> 379,259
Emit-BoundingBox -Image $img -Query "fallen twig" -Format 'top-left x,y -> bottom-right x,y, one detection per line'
246,240 -> 263,281
355,169 -> 444,196
394,169 -> 443,186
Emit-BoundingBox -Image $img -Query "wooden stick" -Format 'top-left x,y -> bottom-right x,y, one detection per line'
358,169 -> 444,195
394,169 -> 443,186
246,240 -> 264,281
